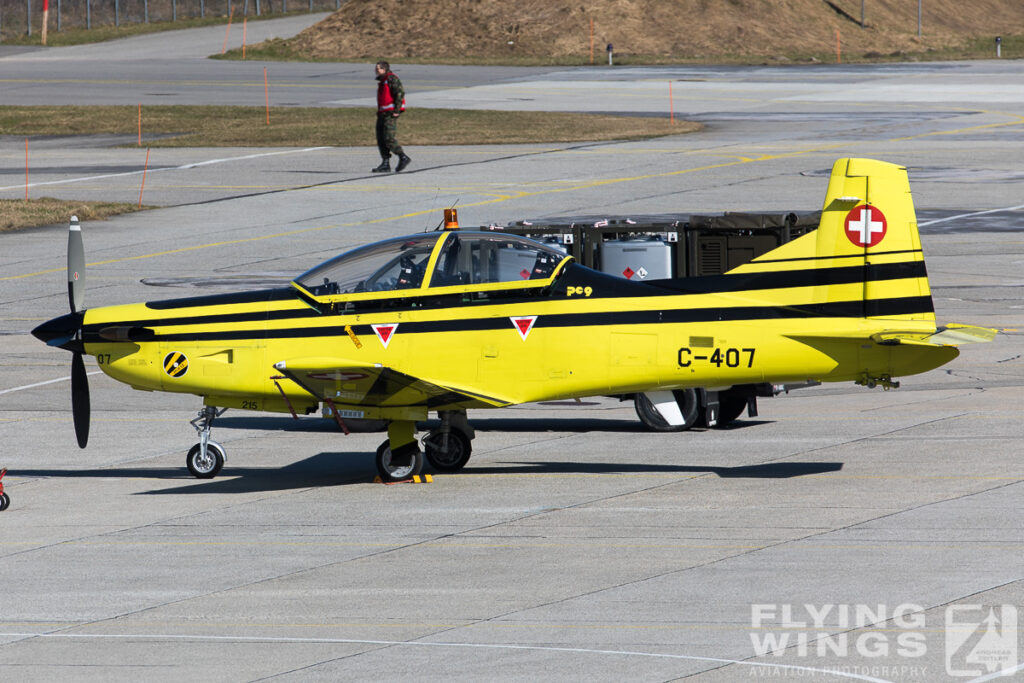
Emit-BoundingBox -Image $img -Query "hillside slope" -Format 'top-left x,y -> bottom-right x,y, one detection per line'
287,0 -> 1023,61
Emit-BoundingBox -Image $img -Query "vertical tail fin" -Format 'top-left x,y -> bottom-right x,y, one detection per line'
731,157 -> 935,324
818,158 -> 934,323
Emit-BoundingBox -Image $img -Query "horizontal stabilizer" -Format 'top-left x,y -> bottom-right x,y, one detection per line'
789,323 -> 997,348
924,324 -> 999,345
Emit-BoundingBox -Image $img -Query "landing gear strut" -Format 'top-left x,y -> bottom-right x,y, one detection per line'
423,410 -> 474,472
187,406 -> 227,478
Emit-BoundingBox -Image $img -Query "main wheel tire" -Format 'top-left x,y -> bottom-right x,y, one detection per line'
634,389 -> 699,432
424,429 -> 472,472
375,441 -> 423,482
715,392 -> 748,427
0,492 -> 9,511
187,441 -> 225,479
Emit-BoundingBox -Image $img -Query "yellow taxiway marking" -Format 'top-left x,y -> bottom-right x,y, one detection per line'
4,107 -> 1022,284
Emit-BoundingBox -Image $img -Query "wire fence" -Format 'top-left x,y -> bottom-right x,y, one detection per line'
0,0 -> 337,41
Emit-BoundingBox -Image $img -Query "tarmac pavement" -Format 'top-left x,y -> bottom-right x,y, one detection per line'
0,18 -> 1023,683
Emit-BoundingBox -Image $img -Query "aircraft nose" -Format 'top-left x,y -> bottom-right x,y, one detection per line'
32,311 -> 84,351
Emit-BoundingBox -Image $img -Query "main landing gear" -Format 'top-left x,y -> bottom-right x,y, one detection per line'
634,387 -> 759,432
375,419 -> 422,483
375,411 -> 475,482
187,406 -> 227,478
422,410 -> 474,472
179,405 -> 477,482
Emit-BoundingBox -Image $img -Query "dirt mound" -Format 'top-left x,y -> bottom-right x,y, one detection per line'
287,0 -> 1023,61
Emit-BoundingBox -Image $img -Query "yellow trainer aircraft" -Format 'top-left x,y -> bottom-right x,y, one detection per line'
33,158 -> 995,481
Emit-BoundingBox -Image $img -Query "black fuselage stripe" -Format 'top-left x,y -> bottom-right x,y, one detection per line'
105,296 -> 934,343
749,248 -> 923,265
96,261 -> 927,332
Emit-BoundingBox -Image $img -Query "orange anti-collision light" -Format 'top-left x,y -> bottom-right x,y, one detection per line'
444,208 -> 459,230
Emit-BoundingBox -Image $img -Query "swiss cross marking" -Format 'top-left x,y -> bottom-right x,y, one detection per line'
844,205 -> 887,247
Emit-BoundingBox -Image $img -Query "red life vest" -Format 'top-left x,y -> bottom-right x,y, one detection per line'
377,73 -> 405,113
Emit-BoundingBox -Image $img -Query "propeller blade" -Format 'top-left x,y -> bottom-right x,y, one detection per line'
68,215 -> 85,314
71,351 -> 91,449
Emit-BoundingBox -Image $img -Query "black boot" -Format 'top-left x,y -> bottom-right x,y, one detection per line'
395,153 -> 412,173
372,158 -> 391,173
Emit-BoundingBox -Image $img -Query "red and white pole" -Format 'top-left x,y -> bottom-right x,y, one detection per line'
41,0 -> 50,45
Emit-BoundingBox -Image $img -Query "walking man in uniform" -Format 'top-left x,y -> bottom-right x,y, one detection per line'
372,61 -> 412,173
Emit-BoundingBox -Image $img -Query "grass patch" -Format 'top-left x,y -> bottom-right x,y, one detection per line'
229,34 -> 1024,66
1,10 -> 308,47
0,105 -> 697,147
0,198 -> 144,233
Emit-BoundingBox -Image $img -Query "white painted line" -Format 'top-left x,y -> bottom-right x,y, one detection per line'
966,660 -> 1024,682
919,203 -> 1024,227
0,371 -> 103,396
0,632 -> 893,682
0,147 -> 331,192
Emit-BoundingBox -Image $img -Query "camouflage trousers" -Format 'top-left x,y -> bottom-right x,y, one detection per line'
376,113 -> 404,158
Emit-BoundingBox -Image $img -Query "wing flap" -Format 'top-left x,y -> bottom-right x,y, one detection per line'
273,357 -> 513,409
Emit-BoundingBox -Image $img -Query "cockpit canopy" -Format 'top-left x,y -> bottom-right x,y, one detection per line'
293,231 -> 569,298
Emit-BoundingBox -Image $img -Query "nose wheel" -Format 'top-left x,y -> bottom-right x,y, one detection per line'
187,441 -> 226,478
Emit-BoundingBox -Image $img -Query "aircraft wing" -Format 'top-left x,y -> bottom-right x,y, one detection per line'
272,357 -> 514,411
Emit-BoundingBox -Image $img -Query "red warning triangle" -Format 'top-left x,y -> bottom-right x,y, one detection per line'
510,315 -> 537,341
371,323 -> 399,349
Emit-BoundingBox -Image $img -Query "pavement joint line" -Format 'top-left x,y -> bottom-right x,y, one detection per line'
0,370 -> 103,395
918,202 -> 1024,227
0,631 -> 896,682
0,146 -> 332,193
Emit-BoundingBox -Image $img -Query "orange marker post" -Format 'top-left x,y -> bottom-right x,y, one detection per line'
41,0 -> 50,45
138,148 -> 150,209
589,19 -> 594,65
242,18 -> 247,59
222,4 -> 234,54
836,28 -> 841,63
138,103 -> 142,146
24,138 -> 28,201
264,67 -> 270,124
669,81 -> 674,124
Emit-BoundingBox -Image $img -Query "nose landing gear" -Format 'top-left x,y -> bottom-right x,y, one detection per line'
187,406 -> 227,478
0,468 -> 9,511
